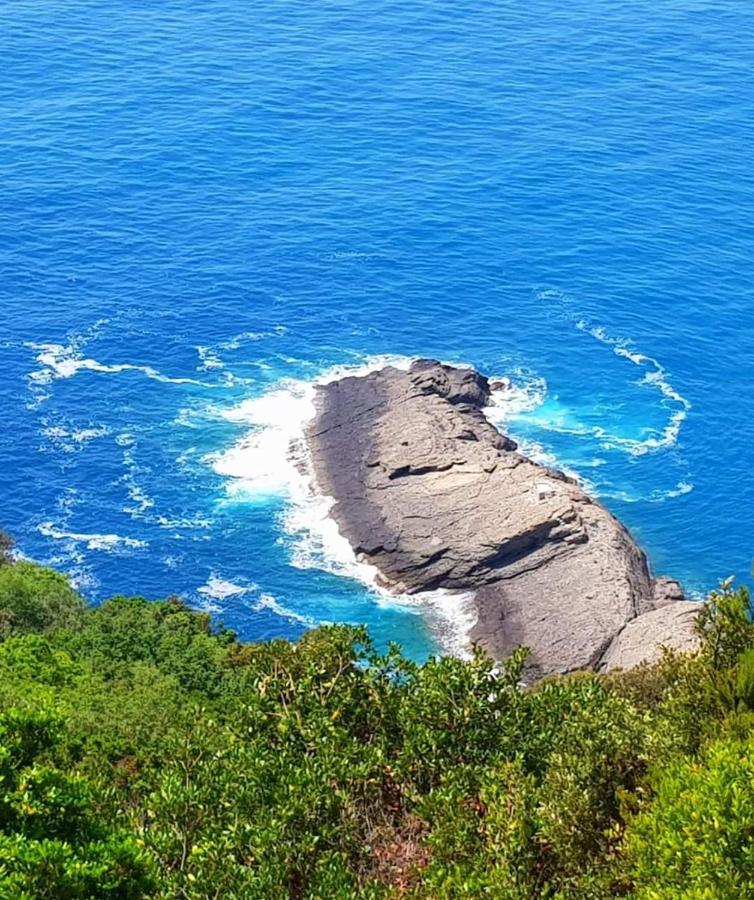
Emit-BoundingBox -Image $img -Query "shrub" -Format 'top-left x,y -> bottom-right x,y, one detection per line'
0,562 -> 85,639
628,734 -> 754,898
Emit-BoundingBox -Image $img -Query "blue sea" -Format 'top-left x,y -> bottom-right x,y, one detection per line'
2,0 -> 754,659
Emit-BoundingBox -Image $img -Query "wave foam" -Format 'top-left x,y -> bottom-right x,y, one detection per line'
196,572 -> 250,613
601,480 -> 694,504
484,372 -> 548,423
484,377 -> 590,487
576,321 -> 692,456
210,355 -> 411,501
198,576 -> 250,601
27,341 -> 213,392
210,354 -> 476,657
195,346 -> 225,371
41,422 -> 110,453
535,290 -> 691,457
38,522 -> 147,552
253,593 -> 326,628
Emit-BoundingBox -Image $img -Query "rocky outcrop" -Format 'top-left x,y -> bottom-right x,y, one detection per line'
306,359 -> 700,678
598,602 -> 700,671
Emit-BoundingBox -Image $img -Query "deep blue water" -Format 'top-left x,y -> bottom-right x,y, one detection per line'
2,0 -> 754,659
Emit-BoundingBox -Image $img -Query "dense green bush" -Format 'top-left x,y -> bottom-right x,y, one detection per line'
0,562 -> 84,638
628,734 -> 754,898
0,540 -> 753,898
0,706 -> 156,898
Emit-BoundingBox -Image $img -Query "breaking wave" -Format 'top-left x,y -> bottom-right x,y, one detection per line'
209,354 -> 476,657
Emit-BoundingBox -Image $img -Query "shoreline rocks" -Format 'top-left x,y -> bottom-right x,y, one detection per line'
306,359 -> 699,678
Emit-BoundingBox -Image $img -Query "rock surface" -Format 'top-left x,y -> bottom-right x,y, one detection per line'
306,359 -> 700,678
598,602 -> 700,671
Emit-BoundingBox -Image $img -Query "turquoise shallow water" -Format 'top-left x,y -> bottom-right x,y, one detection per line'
2,0 -> 754,658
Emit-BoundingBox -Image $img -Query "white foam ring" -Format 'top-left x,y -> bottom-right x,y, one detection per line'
210,355 -> 477,658
534,290 -> 693,457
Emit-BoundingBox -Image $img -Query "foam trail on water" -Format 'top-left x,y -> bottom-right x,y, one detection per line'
600,481 -> 694,504
41,421 -> 110,454
197,576 -> 250,600
576,321 -> 692,456
27,342 -> 215,392
195,346 -> 225,371
194,573 -> 331,630
210,354 -> 476,657
38,522 -> 147,552
195,575 -> 251,612
253,593 -> 327,628
535,290 -> 692,457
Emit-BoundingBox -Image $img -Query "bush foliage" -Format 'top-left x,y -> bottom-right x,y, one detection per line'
0,530 -> 752,898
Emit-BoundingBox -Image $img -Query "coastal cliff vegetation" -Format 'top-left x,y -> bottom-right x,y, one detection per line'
1,532 -> 754,898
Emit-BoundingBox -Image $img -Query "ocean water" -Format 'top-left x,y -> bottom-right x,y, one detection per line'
2,0 -> 754,660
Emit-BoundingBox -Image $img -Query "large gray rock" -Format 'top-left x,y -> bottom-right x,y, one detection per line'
307,359 -> 700,678
599,602 -> 700,671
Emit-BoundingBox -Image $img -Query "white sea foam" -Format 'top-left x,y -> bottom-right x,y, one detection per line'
198,576 -> 250,601
41,422 -> 110,453
27,341 -> 213,390
195,345 -> 225,371
210,354 -> 477,656
120,442 -> 156,517
67,567 -> 100,593
210,381 -> 317,498
661,481 -> 694,499
191,328 -> 289,375
483,378 -> 590,488
38,522 -> 147,552
124,481 -> 155,517
601,481 -> 695,504
484,372 -> 548,423
194,574 -> 328,628
219,326 -> 287,351
156,513 -> 213,530
253,593 -> 326,628
576,321 -> 692,456
485,369 -> 692,503
210,355 -> 411,501
535,290 -> 692,458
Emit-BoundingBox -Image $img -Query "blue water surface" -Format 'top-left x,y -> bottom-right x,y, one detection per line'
2,0 -> 754,658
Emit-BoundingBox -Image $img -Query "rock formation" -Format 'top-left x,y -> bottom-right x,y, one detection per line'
597,602 -> 700,671
306,359 -> 700,678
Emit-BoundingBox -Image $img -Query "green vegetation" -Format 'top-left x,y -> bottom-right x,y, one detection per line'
1,532 -> 753,898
